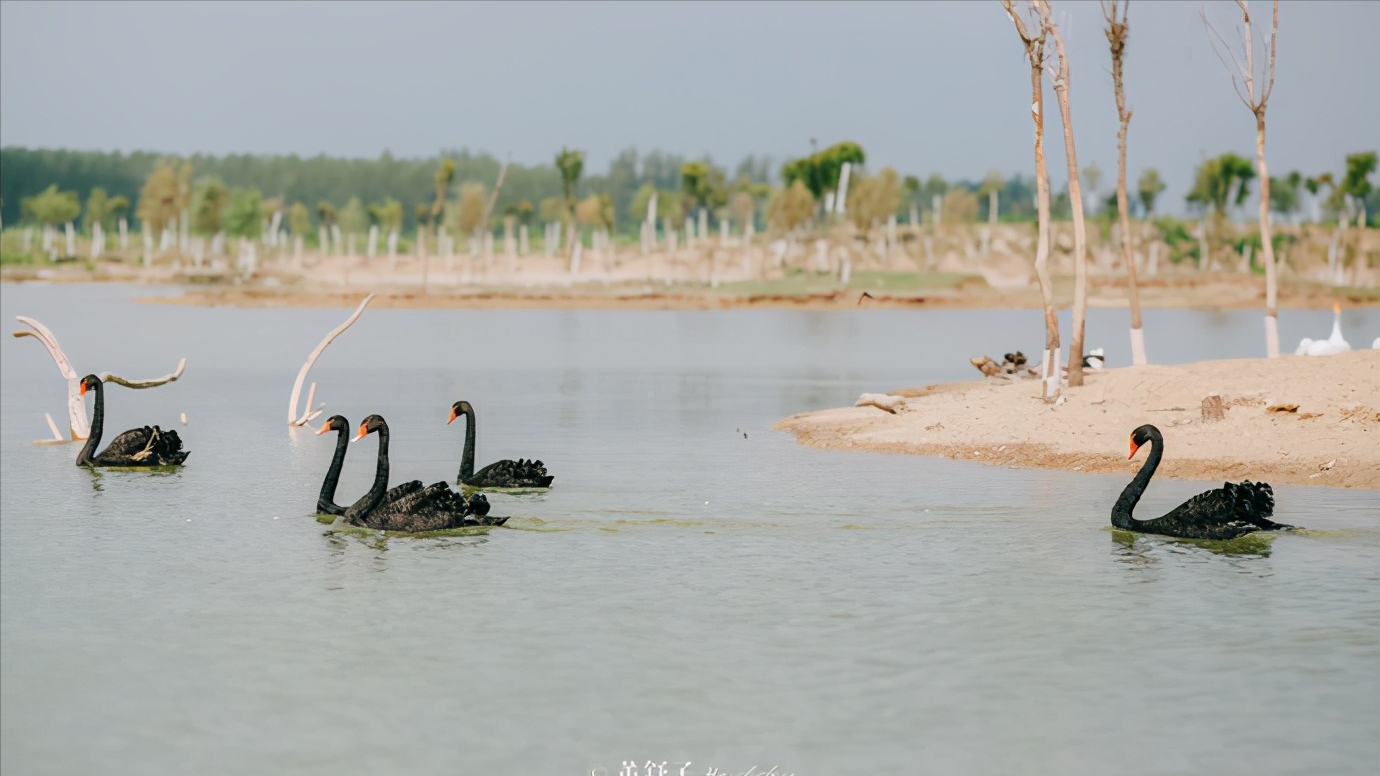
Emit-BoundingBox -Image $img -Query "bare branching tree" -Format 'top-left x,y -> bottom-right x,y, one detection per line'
1202,0 -> 1280,357
1036,0 -> 1091,387
1001,0 -> 1061,400
1103,0 -> 1147,365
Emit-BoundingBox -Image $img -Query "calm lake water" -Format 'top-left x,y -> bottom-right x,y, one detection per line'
2,283 -> 1377,775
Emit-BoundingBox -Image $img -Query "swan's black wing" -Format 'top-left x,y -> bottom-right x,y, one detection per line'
462,493 -> 508,526
1142,480 -> 1288,540
151,427 -> 190,466
93,426 -> 156,464
382,479 -> 425,505
367,481 -> 473,532
468,458 -> 553,488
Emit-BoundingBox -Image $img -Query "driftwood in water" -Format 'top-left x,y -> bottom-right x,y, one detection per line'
12,315 -> 187,442
287,293 -> 375,428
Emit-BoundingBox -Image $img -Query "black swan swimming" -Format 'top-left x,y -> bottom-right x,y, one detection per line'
341,414 -> 505,531
314,414 -> 474,518
448,400 -> 553,489
1112,424 -> 1294,540
75,374 -> 189,468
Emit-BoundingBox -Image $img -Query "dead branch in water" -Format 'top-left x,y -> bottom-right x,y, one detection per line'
288,293 -> 375,428
13,315 -> 187,441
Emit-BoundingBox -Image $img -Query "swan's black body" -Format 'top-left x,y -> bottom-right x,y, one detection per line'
342,414 -> 506,531
449,400 -> 553,489
1113,424 -> 1292,540
75,374 -> 189,468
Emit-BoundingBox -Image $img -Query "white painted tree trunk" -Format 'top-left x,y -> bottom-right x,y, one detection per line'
519,224 -> 529,256
142,229 -> 154,267
318,226 -> 329,256
1130,327 -> 1146,367
65,222 -> 76,256
179,209 -> 190,253
367,226 -> 379,258
570,242 -> 583,274
193,236 -> 205,268
118,218 -> 128,250
294,235 -> 304,268
719,219 -> 729,247
835,162 -> 852,215
211,231 -> 226,258
1148,241 -> 1160,275
90,222 -> 104,261
932,194 -> 943,226
1197,220 -> 1210,271
415,229 -> 425,259
268,212 -> 283,246
698,210 -> 709,246
1328,226 -> 1343,285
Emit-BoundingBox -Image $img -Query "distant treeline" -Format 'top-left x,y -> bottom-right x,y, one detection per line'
0,146 -> 773,234
0,145 -> 1070,237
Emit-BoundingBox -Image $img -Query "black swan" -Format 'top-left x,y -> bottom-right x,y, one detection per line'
342,414 -> 506,531
75,374 -> 189,468
448,400 -> 553,489
314,414 -> 473,518
1113,424 -> 1294,540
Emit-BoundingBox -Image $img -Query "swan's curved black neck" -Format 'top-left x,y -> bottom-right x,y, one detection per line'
456,405 -> 477,481
1113,433 -> 1163,530
317,424 -> 351,514
76,379 -> 104,466
345,422 -> 390,521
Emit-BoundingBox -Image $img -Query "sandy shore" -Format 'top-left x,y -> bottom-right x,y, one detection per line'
776,349 -> 1380,489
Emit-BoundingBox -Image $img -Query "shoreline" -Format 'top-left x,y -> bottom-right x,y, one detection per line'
4,264 -> 1377,312
776,350 -> 1380,490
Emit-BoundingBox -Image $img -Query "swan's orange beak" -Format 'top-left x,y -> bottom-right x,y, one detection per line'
447,407 -> 458,425
1128,437 -> 1140,460
352,423 -> 368,443
315,424 -> 332,436
79,381 -> 87,396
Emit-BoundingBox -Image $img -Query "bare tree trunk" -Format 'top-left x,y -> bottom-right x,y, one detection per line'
1105,0 -> 1146,365
1256,112 -> 1279,356
1005,0 -> 1061,400
1203,0 -> 1279,357
1038,1 -> 1088,386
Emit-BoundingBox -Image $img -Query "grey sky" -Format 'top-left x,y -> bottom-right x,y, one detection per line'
1,0 -> 1375,212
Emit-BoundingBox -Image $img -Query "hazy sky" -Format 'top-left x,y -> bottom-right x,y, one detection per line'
1,0 -> 1375,211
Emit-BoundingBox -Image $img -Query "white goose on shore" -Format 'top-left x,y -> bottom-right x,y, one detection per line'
1295,303 -> 1351,356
